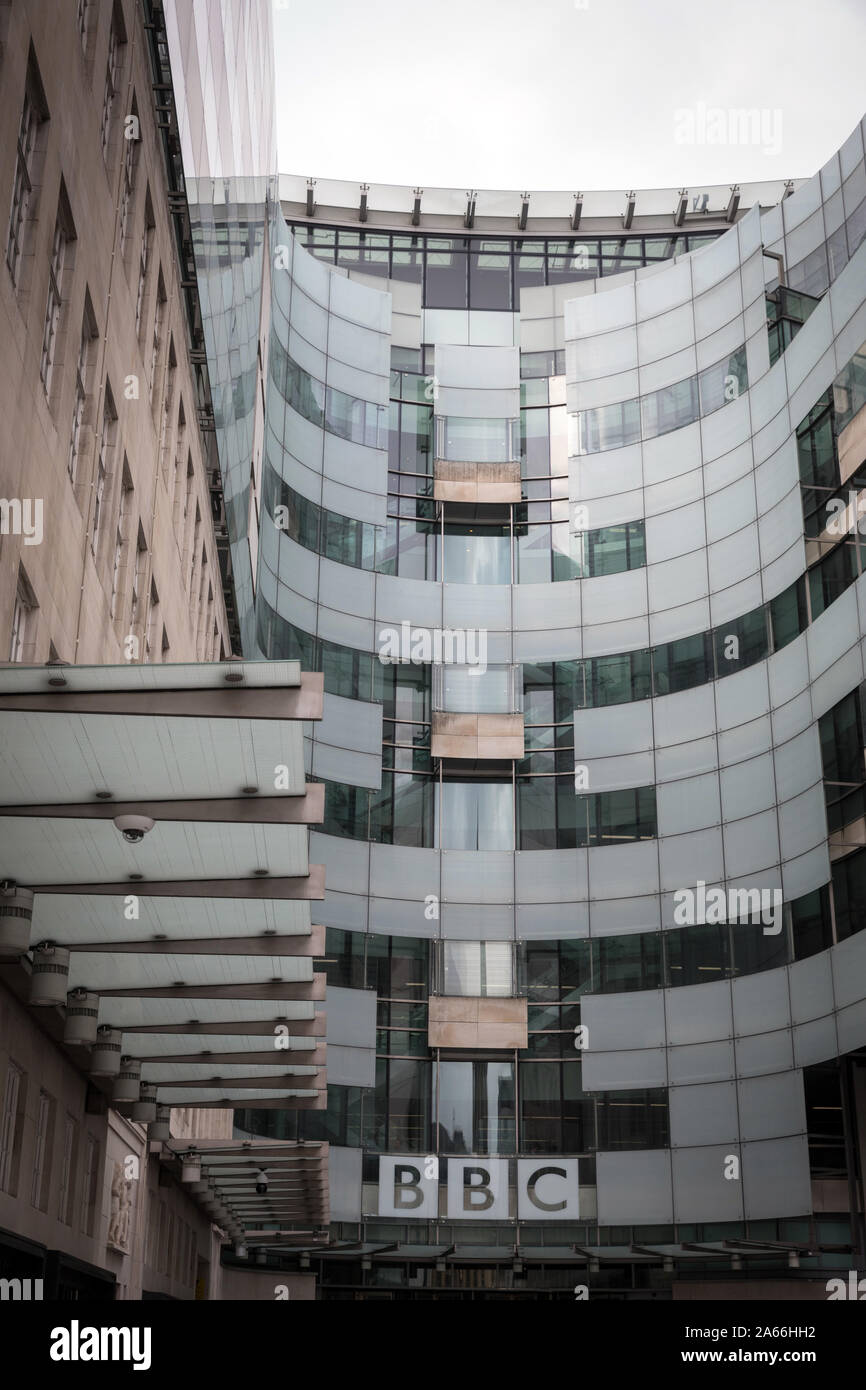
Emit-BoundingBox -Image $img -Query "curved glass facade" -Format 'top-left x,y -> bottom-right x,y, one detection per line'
194,117 -> 866,1294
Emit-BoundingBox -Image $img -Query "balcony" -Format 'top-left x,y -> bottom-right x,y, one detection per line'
428,941 -> 527,1049
433,414 -> 522,503
430,664 -> 524,760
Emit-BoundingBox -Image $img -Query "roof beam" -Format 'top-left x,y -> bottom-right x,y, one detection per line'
112,1015 -> 326,1036
0,673 -> 324,720
151,1071 -> 326,1090
171,1094 -> 326,1109
0,788 -> 324,826
30,865 -> 325,899
138,1046 -> 326,1065
96,976 -> 326,1000
63,924 -> 325,956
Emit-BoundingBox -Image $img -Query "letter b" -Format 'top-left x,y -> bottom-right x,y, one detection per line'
393,1164 -> 424,1210
462,1166 -> 494,1211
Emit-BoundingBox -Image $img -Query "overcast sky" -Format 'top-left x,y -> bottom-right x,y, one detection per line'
273,0 -> 866,192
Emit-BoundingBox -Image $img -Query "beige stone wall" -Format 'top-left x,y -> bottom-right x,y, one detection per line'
0,1 -> 241,1298
0,0 -> 230,668
0,979 -> 112,1270
0,979 -> 222,1299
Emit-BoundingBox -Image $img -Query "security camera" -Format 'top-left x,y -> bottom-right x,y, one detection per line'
113,814 -> 155,844
255,1169 -> 268,1196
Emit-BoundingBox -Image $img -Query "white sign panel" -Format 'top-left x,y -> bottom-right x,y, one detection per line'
377,1155 -> 438,1218
446,1158 -> 509,1220
377,1156 -> 581,1220
516,1159 -> 580,1220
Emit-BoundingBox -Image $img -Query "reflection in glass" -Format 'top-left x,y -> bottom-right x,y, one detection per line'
440,525 -> 510,583
437,780 -> 514,851
442,940 -> 513,997
438,415 -> 518,463
437,1060 -> 515,1154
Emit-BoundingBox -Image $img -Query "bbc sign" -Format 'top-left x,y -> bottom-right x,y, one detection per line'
378,1156 -> 579,1220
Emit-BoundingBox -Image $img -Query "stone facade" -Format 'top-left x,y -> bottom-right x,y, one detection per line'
0,0 -> 230,668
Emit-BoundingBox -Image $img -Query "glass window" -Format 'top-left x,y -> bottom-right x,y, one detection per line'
517,523 -> 554,584
522,662 -> 555,724
713,606 -> 768,676
596,1090 -> 669,1149
792,885 -> 833,959
521,406 -> 550,474
520,1061 -> 592,1154
437,1060 -> 515,1154
809,542 -> 856,618
517,778 -> 578,850
323,781 -> 369,839
644,235 -> 681,259
469,241 -> 512,310
369,771 -> 433,846
592,650 -> 651,706
440,524 -> 510,583
652,632 -> 712,696
390,235 -> 424,284
665,922 -> 729,985
594,786 -> 657,845
698,347 -> 748,415
337,231 -> 389,276
730,919 -> 788,975
389,518 -> 433,581
513,242 -> 546,299
551,522 -> 583,581
399,401 -> 433,472
366,934 -> 429,1000
322,926 -> 366,988
441,940 -> 514,997
586,520 -> 646,577
553,659 -> 586,719
520,939 -> 593,1002
597,933 -> 663,991
588,524 -> 628,576
440,664 -> 515,714
547,242 -> 598,283
425,239 -> 468,308
578,398 -> 641,454
641,375 -> 699,438
387,1059 -> 431,1151
437,780 -> 514,850
439,415 -> 517,464
788,242 -> 830,299
769,580 -> 807,651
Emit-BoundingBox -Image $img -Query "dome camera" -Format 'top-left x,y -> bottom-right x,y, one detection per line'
113,814 -> 155,844
255,1168 -> 268,1196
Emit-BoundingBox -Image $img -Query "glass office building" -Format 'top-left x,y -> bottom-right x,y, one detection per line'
174,36 -> 866,1294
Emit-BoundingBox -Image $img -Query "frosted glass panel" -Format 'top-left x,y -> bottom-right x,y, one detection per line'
442,940 -> 514,996
437,415 -> 519,462
439,664 -> 519,713
437,782 -> 514,850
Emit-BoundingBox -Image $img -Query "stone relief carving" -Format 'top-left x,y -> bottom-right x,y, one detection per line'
107,1160 -> 133,1251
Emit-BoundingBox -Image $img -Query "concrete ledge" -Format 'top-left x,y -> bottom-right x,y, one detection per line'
432,711 -> 524,759
433,459 -> 522,503
428,994 -> 528,1048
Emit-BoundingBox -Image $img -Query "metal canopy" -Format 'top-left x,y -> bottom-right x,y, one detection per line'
0,662 -> 328,1239
0,659 -> 303,693
0,709 -> 308,802
164,1140 -> 329,1231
